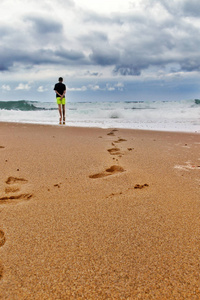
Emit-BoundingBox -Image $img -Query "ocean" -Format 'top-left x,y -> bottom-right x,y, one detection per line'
0,99 -> 200,133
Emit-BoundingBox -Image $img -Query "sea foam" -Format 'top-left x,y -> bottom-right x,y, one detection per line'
0,99 -> 199,133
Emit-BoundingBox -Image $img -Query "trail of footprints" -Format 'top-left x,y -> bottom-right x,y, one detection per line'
0,132 -> 150,280
89,129 -> 149,190
89,130 -> 126,179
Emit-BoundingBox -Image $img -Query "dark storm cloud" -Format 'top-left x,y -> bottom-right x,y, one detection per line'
0,48 -> 53,71
79,30 -> 120,66
0,64 -> 10,72
0,12 -> 87,70
1,0 -> 200,77
0,48 -> 22,71
89,49 -> 120,66
79,1 -> 200,76
180,59 -> 200,72
79,30 -> 119,66
0,46 -> 87,71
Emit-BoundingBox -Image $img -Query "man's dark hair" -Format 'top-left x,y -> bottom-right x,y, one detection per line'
59,77 -> 63,82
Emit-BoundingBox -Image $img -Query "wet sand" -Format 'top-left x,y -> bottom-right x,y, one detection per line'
0,122 -> 200,299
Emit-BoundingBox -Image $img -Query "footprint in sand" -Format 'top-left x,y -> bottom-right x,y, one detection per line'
0,177 -> 32,203
6,176 -> 28,185
107,148 -> 122,155
107,129 -> 118,136
107,132 -> 115,136
0,230 -> 5,280
114,138 -> 127,143
89,165 -> 125,179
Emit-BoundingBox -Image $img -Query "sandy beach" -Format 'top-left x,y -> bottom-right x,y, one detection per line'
0,122 -> 200,299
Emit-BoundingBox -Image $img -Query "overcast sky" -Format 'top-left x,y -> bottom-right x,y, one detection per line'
1,0 -> 200,102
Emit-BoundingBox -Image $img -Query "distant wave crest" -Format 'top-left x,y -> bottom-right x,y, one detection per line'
0,100 -> 56,111
0,100 -> 42,111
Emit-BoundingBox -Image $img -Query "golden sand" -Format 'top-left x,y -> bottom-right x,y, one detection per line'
0,122 -> 200,299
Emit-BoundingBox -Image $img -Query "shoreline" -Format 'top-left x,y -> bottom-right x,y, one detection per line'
0,122 -> 200,298
0,120 -> 200,135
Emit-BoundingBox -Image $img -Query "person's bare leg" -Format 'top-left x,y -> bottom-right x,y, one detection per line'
62,105 -> 65,124
58,104 -> 62,124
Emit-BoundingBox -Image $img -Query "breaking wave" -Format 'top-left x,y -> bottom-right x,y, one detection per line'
0,100 -> 56,111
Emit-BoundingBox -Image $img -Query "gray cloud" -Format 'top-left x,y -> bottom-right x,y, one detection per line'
78,31 -> 109,49
113,65 -> 141,76
82,11 -> 124,25
0,64 -> 9,72
57,0 -> 75,7
180,59 -> 200,72
182,0 -> 200,17
77,4 -> 192,75
89,49 -> 120,66
0,43 -> 86,72
84,71 -> 101,77
148,0 -> 200,18
79,30 -> 120,66
24,16 -> 63,35
55,48 -> 85,61
1,0 -> 200,78
0,47 -> 88,71
0,26 -> 13,38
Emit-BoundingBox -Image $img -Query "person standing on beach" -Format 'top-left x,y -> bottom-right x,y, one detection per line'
54,77 -> 66,125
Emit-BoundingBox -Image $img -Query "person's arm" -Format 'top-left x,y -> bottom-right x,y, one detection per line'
55,90 -> 64,98
62,89 -> 66,98
59,89 -> 66,99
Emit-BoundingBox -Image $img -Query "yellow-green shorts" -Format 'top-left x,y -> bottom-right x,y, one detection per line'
56,97 -> 66,105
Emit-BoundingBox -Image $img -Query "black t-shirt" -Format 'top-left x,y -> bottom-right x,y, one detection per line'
54,82 -> 66,97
